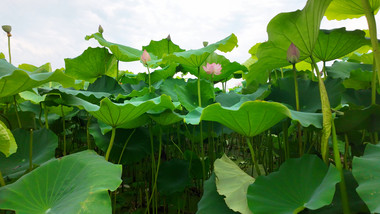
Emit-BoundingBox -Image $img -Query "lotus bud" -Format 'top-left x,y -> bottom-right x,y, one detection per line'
203,41 -> 208,47
287,43 -> 300,64
166,34 -> 171,41
98,25 -> 104,34
2,25 -> 12,37
141,50 -> 151,65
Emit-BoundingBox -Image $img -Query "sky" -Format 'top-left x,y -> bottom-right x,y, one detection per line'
1,0 -> 378,75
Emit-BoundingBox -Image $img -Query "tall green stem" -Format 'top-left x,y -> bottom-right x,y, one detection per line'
197,66 -> 202,107
0,170 -> 5,186
362,0 -> 380,85
311,56 -> 332,164
293,64 -> 302,156
7,36 -> 11,64
29,129 -> 33,171
61,105 -> 67,156
199,122 -> 206,184
146,66 -> 151,93
332,117 -> 350,214
372,58 -> 377,104
105,127 -> 116,161
86,115 -> 93,150
43,103 -> 49,129
13,96 -> 21,128
146,127 -> 163,214
246,137 -> 261,176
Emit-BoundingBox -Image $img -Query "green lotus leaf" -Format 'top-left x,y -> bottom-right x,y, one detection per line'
0,120 -> 16,157
142,37 -> 185,59
160,78 -> 187,102
0,150 -> 122,214
19,90 -> 46,104
85,32 -> 144,62
325,0 -> 380,20
61,93 -> 175,128
266,77 -> 345,112
342,88 -> 380,107
176,79 -> 215,111
0,53 -> 4,59
245,0 -> 331,86
215,85 -> 269,107
180,53 -> 248,82
18,62 -> 52,73
326,61 -> 372,80
214,154 -> 254,214
149,110 -> 183,126
157,159 -> 191,196
352,143 -> 380,213
306,171 -> 369,214
343,68 -> 373,90
335,105 -> 380,133
164,34 -> 238,68
64,47 -> 117,82
150,63 -> 179,83
247,154 -> 340,214
0,59 -> 77,98
196,173 -> 238,214
314,28 -> 368,62
185,101 -> 322,136
0,129 -> 57,180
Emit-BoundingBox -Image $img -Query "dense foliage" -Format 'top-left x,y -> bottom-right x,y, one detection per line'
1,0 -> 380,213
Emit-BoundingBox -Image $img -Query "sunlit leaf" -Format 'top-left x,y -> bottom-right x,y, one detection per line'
164,34 -> 238,68
64,47 -> 117,82
214,154 -> 254,214
0,59 -> 77,98
325,0 -> 380,20
143,37 -> 185,59
314,28 -> 368,62
196,173 -> 238,214
0,120 -> 16,157
0,150 -> 122,214
85,32 -> 143,62
245,0 -> 332,86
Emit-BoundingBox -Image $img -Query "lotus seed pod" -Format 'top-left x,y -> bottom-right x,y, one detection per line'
98,25 -> 104,34
2,25 -> 12,33
166,34 -> 171,41
203,41 -> 208,47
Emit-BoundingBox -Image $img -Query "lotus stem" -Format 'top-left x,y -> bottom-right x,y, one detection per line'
197,66 -> 202,107
372,58 -> 377,104
61,105 -> 66,156
7,35 -> 11,64
332,117 -> 350,214
146,66 -> 151,93
200,122 -> 206,183
118,128 -> 136,164
292,64 -> 303,156
13,95 -> 22,129
246,137 -> 261,176
311,56 -> 332,164
362,0 -> 380,87
43,103 -> 49,129
86,114 -> 93,150
105,127 -> 116,161
29,129 -> 33,171
0,170 -> 5,186
146,127 -> 163,214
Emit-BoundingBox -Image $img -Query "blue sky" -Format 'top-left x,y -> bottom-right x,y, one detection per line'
0,0 -> 377,73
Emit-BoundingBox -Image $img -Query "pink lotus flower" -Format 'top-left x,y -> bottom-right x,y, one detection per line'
140,50 -> 151,65
287,43 -> 300,64
203,63 -> 222,76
